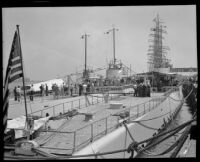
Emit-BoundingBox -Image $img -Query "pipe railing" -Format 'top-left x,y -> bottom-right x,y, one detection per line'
24,86 -> 179,154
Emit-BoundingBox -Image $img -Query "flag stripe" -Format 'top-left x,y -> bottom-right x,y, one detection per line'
4,113 -> 8,130
3,96 -> 9,134
10,62 -> 22,70
3,98 -> 9,118
9,73 -> 23,83
11,58 -> 21,66
3,88 -> 9,111
10,69 -> 23,79
11,66 -> 22,74
3,69 -> 11,100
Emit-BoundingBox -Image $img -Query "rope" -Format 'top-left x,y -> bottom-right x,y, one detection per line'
136,118 -> 196,146
137,124 -> 186,155
168,87 -> 193,102
130,111 -> 170,122
134,122 -> 159,130
122,121 -> 142,158
141,138 -> 180,156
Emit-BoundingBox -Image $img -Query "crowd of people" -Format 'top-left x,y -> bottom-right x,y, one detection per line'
133,82 -> 151,97
12,79 -> 153,103
12,82 -> 151,102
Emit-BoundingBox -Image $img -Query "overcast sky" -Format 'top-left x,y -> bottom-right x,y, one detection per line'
2,5 -> 197,81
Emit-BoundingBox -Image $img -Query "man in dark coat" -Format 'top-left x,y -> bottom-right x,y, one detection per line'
45,84 -> 48,96
13,87 -> 17,101
79,83 -> 83,96
146,83 -> 151,97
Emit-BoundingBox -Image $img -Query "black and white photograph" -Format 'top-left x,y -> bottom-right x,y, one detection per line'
3,4 -> 197,159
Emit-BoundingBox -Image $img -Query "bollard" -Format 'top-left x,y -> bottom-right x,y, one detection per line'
63,103 -> 65,113
79,99 -> 80,109
137,105 -> 139,117
144,103 -> 145,114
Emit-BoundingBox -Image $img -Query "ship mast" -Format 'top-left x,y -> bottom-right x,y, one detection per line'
81,33 -> 90,80
147,14 -> 171,72
105,26 -> 119,67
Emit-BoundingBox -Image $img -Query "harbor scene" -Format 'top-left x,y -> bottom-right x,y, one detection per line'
3,5 -> 197,159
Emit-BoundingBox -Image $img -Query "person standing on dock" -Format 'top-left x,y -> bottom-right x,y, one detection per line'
55,84 -> 59,99
52,84 -> 55,99
70,84 -> 73,96
60,83 -> 64,97
79,83 -> 83,96
144,83 -> 147,97
83,82 -> 87,95
133,84 -> 138,97
138,83 -> 142,97
146,83 -> 151,97
13,87 -> 17,101
16,86 -> 21,102
39,84 -> 43,97
45,84 -> 48,96
30,84 -> 34,101
42,84 -> 45,97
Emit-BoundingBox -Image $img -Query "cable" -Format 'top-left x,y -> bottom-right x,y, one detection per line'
137,116 -> 196,157
130,111 -> 170,123
168,87 -> 193,102
134,122 -> 159,130
136,118 -> 196,146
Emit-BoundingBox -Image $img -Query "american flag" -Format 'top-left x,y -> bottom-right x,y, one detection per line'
3,29 -> 23,134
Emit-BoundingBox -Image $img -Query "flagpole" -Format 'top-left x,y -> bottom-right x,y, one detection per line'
16,25 -> 30,140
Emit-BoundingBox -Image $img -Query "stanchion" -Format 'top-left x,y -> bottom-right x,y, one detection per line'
105,117 -> 108,135
73,131 -> 76,153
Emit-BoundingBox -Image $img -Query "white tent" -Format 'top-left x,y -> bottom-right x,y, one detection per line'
29,79 -> 64,92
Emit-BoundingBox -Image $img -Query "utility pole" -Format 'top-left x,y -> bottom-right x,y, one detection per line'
105,26 -> 119,66
81,33 -> 90,80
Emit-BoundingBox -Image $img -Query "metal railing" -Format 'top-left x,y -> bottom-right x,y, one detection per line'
29,86 -> 178,154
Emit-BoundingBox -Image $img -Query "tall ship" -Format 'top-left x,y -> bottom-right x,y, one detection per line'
147,14 -> 172,73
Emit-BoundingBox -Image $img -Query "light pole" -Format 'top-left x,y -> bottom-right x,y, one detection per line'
81,33 -> 90,80
104,26 -> 119,66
